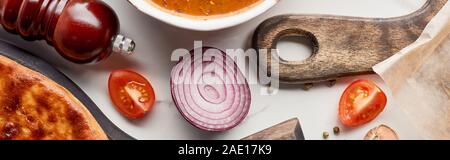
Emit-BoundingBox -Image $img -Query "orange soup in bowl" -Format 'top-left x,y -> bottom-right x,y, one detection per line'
150,0 -> 262,17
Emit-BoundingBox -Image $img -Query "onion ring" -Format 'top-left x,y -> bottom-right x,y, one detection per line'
170,47 -> 251,132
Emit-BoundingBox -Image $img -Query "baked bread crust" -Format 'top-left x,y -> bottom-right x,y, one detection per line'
0,55 -> 107,140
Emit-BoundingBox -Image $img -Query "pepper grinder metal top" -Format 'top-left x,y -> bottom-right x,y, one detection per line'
112,34 -> 136,56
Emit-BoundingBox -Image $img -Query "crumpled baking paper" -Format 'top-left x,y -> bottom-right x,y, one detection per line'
373,2 -> 450,140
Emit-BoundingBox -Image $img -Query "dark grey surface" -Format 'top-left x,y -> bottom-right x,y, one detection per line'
0,40 -> 134,140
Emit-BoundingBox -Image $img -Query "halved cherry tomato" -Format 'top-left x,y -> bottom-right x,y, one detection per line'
108,70 -> 155,119
339,80 -> 387,127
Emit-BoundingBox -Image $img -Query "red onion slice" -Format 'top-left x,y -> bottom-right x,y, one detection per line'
170,47 -> 251,132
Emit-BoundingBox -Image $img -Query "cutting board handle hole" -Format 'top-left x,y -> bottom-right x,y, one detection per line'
276,35 -> 316,62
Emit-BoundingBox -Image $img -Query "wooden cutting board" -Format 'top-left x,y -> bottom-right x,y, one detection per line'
243,118 -> 304,140
0,40 -> 134,140
253,0 -> 448,85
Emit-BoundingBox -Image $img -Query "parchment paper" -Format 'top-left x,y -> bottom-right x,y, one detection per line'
373,2 -> 450,140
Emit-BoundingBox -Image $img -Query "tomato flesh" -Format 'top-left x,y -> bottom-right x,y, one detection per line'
339,80 -> 387,127
108,70 -> 156,119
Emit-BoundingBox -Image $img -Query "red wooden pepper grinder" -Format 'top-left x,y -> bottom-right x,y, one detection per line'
0,0 -> 135,63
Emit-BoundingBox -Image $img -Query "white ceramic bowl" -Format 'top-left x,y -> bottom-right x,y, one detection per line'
128,0 -> 278,31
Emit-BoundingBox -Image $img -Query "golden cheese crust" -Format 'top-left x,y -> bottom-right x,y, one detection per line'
0,55 -> 107,140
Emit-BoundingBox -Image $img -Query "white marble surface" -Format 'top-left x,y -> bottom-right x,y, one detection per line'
0,0 -> 427,140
